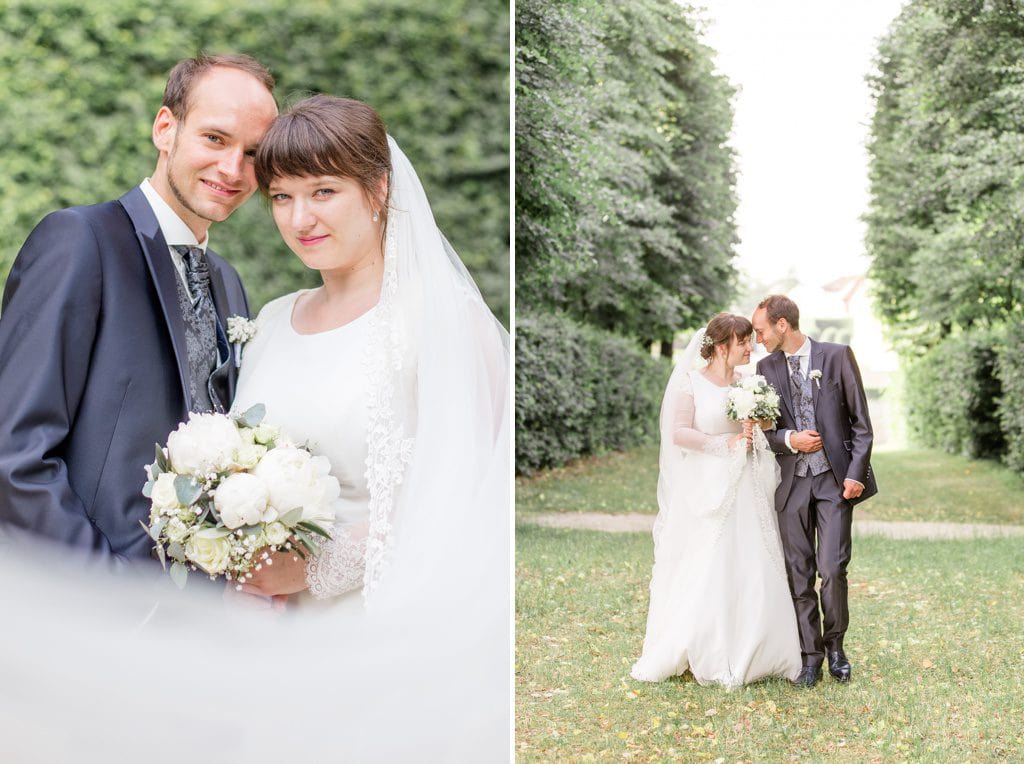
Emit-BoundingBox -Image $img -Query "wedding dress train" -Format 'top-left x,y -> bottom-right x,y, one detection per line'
631,367 -> 801,688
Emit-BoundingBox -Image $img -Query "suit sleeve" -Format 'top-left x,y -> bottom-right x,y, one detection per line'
0,209 -> 117,557
840,345 -> 873,485
756,359 -> 792,455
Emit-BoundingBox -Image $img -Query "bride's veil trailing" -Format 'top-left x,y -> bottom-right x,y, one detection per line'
653,326 -> 706,544
0,137 -> 511,761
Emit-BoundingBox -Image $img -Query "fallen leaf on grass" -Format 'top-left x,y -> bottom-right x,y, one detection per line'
922,659 -> 935,669
705,708 -> 718,717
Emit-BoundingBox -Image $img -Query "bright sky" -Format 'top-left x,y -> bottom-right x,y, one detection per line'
697,1 -> 909,288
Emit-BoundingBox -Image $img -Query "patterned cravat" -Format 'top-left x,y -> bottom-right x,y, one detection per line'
173,244 -> 211,311
788,354 -> 804,387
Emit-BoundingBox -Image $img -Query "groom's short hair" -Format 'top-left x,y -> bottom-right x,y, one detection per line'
758,294 -> 800,330
162,53 -> 275,121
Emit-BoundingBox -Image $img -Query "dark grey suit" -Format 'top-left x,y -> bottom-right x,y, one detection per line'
0,186 -> 249,567
757,339 -> 876,668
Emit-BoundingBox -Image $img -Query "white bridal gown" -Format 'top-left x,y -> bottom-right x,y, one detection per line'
630,370 -> 801,688
232,289 -> 406,612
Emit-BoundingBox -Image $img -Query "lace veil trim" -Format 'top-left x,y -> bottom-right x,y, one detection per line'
361,223 -> 415,603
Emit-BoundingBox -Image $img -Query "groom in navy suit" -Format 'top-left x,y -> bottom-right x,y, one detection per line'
753,294 -> 877,688
0,54 -> 278,567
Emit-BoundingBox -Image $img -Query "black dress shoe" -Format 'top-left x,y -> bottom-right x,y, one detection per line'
792,666 -> 820,688
828,650 -> 851,682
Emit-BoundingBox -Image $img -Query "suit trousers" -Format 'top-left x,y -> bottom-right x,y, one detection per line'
778,470 -> 852,669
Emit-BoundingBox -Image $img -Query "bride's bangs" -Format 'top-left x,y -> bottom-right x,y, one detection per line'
255,114 -> 348,192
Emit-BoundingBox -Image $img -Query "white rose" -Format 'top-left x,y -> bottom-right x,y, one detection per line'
167,413 -> 244,477
253,424 -> 279,446
184,533 -> 233,575
165,517 -> 190,544
234,441 -> 266,470
150,472 -> 181,514
264,521 -> 291,547
214,473 -> 271,529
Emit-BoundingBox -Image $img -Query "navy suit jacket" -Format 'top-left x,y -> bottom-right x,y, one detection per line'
0,186 -> 249,565
756,339 -> 878,508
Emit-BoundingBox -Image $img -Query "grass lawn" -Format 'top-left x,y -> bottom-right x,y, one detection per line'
516,526 -> 1024,762
516,446 -> 1024,526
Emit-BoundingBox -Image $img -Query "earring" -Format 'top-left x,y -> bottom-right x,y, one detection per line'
372,210 -> 380,223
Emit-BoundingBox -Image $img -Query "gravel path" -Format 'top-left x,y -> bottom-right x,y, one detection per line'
522,511 -> 1024,539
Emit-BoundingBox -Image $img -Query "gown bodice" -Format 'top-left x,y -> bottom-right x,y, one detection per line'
232,290 -> 371,528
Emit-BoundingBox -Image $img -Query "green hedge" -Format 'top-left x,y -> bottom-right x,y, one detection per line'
996,329 -> 1024,473
515,311 -> 668,474
0,0 -> 508,322
903,328 -> 1005,459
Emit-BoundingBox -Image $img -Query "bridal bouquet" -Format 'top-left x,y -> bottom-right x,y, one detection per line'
725,375 -> 781,422
142,404 -> 336,589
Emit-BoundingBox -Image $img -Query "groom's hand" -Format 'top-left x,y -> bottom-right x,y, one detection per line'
791,430 -> 823,453
842,479 -> 864,500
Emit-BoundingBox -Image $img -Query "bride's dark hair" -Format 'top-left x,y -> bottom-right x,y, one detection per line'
254,94 -> 391,226
701,312 -> 753,360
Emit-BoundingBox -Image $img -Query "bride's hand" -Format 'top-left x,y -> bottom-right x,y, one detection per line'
729,426 -> 752,450
239,547 -> 309,598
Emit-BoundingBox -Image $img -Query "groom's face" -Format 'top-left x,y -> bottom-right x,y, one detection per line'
751,308 -> 784,353
152,66 -> 278,237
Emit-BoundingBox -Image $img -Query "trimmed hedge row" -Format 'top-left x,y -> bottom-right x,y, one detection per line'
0,0 -> 509,322
515,311 -> 668,474
996,328 -> 1024,473
903,327 -> 1005,460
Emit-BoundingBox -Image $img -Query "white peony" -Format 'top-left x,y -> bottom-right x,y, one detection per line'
184,532 -> 233,575
167,413 -> 244,477
251,446 -> 340,523
214,473 -> 271,529
730,388 -> 757,419
150,472 -> 180,514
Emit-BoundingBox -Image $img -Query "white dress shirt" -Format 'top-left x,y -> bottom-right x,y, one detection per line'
139,178 -> 209,300
139,179 -> 224,363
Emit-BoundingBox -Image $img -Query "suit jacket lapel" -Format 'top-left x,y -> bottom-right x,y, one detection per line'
119,186 -> 192,411
769,351 -> 796,425
206,259 -> 238,403
810,339 -> 825,410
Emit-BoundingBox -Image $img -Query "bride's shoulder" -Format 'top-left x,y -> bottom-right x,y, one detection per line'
252,290 -> 304,329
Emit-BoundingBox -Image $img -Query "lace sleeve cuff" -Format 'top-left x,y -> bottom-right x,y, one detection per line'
702,433 -> 733,457
304,526 -> 368,600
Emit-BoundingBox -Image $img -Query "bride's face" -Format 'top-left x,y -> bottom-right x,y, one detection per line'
267,173 -> 385,275
727,334 -> 753,366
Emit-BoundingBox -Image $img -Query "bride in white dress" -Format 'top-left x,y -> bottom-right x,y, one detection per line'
631,313 -> 800,688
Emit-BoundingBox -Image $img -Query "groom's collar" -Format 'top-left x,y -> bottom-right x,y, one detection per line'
140,178 -> 209,252
784,336 -> 811,358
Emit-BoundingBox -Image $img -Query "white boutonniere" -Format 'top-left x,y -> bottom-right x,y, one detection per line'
809,369 -> 822,389
226,315 -> 258,368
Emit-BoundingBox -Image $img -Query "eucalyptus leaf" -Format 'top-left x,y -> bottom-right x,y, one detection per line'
154,542 -> 166,571
148,517 -> 167,541
241,525 -> 264,537
174,475 -> 202,507
167,542 -> 186,562
195,526 -> 233,539
236,403 -> 266,429
296,520 -> 332,540
278,507 -> 304,527
293,528 -> 321,558
154,444 -> 170,473
142,480 -> 154,498
169,561 -> 188,589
